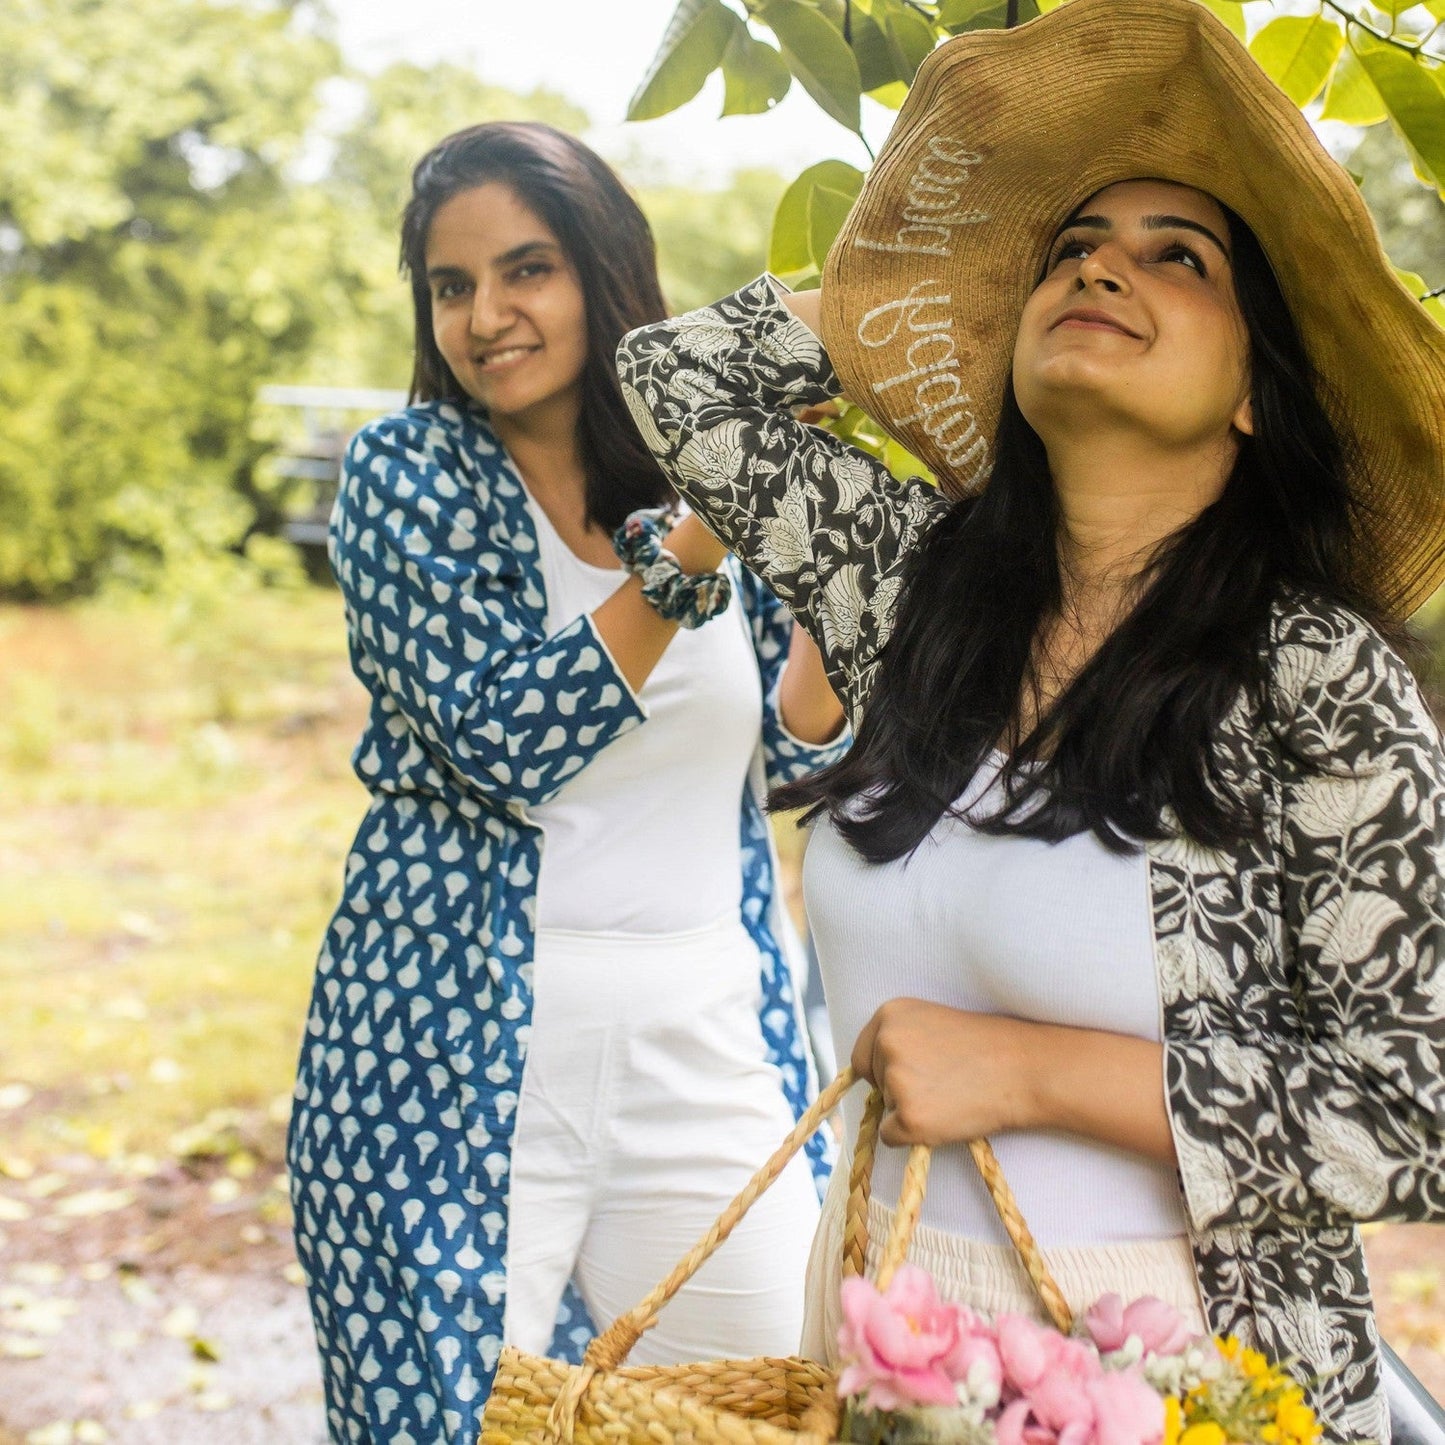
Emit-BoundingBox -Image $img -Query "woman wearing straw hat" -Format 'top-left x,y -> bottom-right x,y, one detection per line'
616,1 -> 1445,1437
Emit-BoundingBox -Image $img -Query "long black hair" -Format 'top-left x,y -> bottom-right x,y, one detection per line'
775,206 -> 1406,862
400,121 -> 673,532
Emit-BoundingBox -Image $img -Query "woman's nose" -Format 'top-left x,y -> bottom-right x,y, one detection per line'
470,279 -> 513,339
1076,245 -> 1131,295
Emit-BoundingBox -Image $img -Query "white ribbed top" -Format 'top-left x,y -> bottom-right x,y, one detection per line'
802,754 -> 1188,1247
523,496 -> 762,935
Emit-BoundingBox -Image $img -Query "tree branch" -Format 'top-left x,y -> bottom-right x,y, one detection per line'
1320,0 -> 1445,64
1006,0 -> 1020,27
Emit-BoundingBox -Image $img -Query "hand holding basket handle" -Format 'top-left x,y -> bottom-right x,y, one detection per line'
478,1066 -> 1076,1445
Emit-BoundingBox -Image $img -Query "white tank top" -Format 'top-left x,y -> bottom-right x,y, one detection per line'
802,752 -> 1188,1248
523,496 -> 763,935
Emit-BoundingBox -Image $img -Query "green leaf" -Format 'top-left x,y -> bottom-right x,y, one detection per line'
1321,43 -> 1388,127
844,7 -> 896,92
867,80 -> 912,109
1248,15 -> 1345,108
720,25 -> 791,115
768,159 -> 865,284
627,0 -> 737,123
1194,0 -> 1246,42
938,0 -> 1041,34
883,5 -> 938,83
1393,265 -> 1445,326
760,0 -> 863,132
1358,44 -> 1445,189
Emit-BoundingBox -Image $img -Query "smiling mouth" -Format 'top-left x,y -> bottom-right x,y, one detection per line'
476,345 -> 540,370
1052,310 -> 1141,338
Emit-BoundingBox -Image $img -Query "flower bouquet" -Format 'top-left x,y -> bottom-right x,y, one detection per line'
834,1268 -> 1322,1445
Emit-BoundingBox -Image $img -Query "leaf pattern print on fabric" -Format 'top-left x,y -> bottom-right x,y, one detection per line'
617,280 -> 1445,1443
1159,601 -> 1445,1442
617,275 -> 951,725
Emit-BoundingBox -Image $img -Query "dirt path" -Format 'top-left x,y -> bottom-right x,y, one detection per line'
0,1155 -> 325,1444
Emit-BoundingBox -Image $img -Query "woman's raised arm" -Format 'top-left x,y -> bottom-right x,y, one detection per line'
617,276 -> 949,719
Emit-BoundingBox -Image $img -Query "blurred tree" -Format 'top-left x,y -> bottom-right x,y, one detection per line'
641,168 -> 788,313
0,0 -> 341,597
1351,122 -> 1445,291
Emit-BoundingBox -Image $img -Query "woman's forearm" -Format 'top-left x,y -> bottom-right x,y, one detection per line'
1022,1022 -> 1175,1165
778,624 -> 847,744
781,285 -> 823,337
852,998 -> 1176,1164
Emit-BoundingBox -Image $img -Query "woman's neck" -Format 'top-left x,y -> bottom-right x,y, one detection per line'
1047,427 -> 1236,599
492,401 -> 620,567
492,398 -> 587,504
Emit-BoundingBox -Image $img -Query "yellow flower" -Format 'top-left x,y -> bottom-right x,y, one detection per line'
1163,1396 -> 1183,1445
1279,1402 -> 1318,1441
1240,1349 -> 1270,1380
1179,1423 -> 1227,1445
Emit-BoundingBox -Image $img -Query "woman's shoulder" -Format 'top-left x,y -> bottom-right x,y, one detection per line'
344,401 -> 513,502
1266,589 -> 1439,759
346,398 -> 505,476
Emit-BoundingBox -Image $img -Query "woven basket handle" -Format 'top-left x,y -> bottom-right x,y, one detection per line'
547,1070 -> 1074,1442
548,1066 -> 860,1441
845,1087 -> 1074,1334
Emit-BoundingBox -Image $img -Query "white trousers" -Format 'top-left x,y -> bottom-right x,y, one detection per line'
503,917 -> 821,1364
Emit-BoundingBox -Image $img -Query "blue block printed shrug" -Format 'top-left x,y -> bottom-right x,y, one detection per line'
286,399 -> 844,1445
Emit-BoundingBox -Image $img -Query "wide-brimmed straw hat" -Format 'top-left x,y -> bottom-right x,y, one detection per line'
821,0 -> 1445,617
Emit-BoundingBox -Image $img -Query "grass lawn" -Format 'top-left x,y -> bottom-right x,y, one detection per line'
0,586 -> 369,1168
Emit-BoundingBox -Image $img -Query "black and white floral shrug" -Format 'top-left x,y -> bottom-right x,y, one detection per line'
616,277 -> 1445,1443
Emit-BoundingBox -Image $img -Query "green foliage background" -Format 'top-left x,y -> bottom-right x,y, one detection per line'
0,0 -> 788,601
2,0 -> 1442,614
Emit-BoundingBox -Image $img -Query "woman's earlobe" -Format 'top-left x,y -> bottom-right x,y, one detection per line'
1233,394 -> 1255,438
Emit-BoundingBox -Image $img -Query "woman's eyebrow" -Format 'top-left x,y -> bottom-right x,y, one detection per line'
1143,213 -> 1230,258
1053,212 -> 1231,260
493,239 -> 561,267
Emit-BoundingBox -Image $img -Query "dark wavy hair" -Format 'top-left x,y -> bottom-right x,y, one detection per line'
399,120 -> 673,531
775,206 -> 1408,862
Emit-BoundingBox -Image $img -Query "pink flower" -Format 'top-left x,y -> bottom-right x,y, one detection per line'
943,1325 -> 1004,1402
996,1314 -> 1069,1394
1085,1369 -> 1167,1445
1084,1295 -> 1195,1358
837,1265 -> 962,1410
996,1361 -> 1164,1445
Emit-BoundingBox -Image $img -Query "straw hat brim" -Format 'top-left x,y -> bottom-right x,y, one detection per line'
821,0 -> 1445,617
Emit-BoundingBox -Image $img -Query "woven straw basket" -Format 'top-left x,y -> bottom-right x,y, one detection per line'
479,1066 -> 1074,1445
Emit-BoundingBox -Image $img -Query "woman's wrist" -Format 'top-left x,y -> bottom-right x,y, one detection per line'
666,513 -> 727,574
612,507 -> 731,630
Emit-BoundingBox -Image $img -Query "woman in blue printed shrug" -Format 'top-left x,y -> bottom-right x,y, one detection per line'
285,122 -> 848,1445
